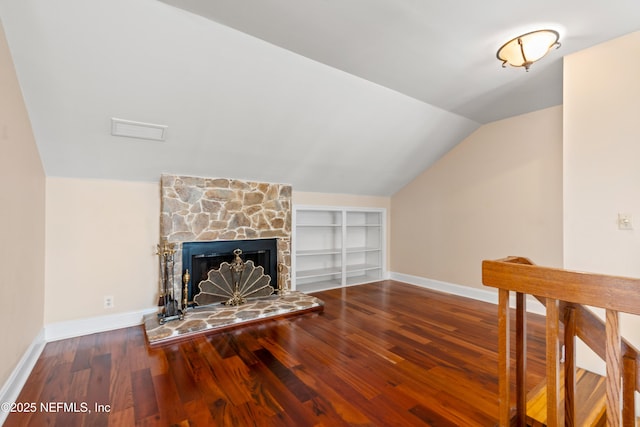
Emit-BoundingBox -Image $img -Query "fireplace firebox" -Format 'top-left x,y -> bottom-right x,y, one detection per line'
182,238 -> 278,305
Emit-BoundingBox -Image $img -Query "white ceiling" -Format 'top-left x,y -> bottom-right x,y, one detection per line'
2,0 -> 640,196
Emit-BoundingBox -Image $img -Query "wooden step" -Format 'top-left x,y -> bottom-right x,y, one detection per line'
525,368 -> 606,427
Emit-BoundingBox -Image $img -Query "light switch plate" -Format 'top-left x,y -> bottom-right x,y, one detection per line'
617,213 -> 633,230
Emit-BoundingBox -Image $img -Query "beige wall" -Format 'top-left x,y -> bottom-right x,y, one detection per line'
391,106 -> 563,289
563,31 -> 640,277
0,21 -> 45,385
293,190 -> 391,271
43,184 -> 388,324
45,178 -> 160,323
564,31 -> 640,375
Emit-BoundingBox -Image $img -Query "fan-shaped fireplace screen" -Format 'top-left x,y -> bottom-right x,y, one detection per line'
193,248 -> 274,306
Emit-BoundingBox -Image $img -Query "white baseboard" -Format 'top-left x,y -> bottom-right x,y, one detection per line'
389,272 -> 546,315
44,307 -> 158,342
0,329 -> 46,426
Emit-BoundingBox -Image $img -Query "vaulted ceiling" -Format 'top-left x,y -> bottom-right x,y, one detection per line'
2,0 -> 639,196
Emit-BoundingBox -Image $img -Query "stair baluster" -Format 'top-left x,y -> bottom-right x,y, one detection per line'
564,306 -> 577,427
482,257 -> 640,427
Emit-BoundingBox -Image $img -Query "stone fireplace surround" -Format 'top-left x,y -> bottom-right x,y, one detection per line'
160,173 -> 293,300
142,175 -> 325,345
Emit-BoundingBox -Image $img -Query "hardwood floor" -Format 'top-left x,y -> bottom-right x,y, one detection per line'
5,281 -> 547,426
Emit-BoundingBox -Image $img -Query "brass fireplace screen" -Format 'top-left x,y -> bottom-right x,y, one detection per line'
192,248 -> 274,306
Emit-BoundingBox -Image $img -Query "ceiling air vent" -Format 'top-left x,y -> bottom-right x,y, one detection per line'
111,117 -> 167,141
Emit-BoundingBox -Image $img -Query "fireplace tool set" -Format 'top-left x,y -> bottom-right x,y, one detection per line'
156,241 -> 184,324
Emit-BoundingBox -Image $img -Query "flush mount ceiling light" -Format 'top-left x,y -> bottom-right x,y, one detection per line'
497,29 -> 560,71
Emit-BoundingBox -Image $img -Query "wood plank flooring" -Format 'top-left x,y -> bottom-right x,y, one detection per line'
4,281 -> 547,426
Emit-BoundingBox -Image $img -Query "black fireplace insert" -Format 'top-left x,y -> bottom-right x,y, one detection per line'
182,238 -> 278,305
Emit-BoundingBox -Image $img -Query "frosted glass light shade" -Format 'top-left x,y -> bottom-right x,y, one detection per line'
497,30 -> 560,71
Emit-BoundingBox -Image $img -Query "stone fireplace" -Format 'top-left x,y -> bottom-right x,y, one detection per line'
160,174 -> 292,306
145,174 -> 322,345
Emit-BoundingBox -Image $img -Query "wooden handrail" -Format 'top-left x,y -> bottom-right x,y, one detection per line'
483,256 -> 640,427
482,257 -> 640,316
490,257 -> 640,393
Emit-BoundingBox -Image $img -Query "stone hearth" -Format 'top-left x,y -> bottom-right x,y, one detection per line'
144,291 -> 324,346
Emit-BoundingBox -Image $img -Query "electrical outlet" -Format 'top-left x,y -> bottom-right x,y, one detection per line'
104,296 -> 114,309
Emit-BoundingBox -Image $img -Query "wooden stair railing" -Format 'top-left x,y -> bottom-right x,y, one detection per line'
482,256 -> 640,427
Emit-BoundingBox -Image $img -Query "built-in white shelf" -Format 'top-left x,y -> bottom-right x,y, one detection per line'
346,247 -> 381,253
345,263 -> 380,272
295,266 -> 343,279
293,206 -> 386,293
296,248 -> 342,256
